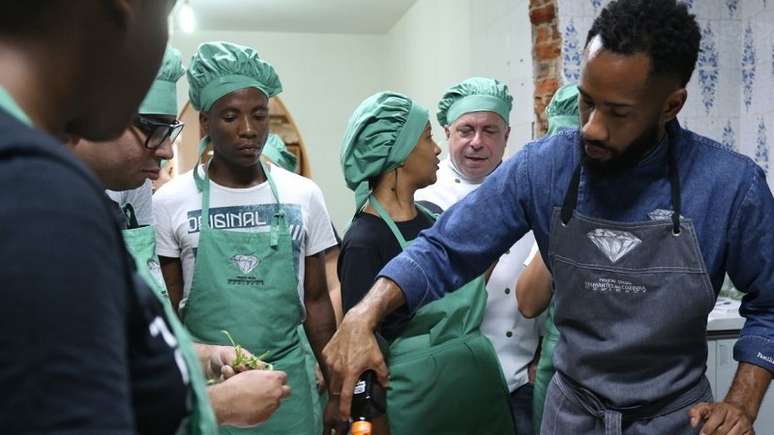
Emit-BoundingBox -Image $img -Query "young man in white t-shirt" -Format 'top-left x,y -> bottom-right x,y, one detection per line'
154,162 -> 336,311
153,41 -> 340,434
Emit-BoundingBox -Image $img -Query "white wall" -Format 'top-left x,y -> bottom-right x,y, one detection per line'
171,30 -> 386,230
170,0 -> 536,230
384,0 -> 536,158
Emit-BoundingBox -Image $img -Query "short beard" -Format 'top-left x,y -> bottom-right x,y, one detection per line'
581,122 -> 661,177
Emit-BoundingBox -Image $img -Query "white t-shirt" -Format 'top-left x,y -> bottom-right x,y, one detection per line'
107,180 -> 154,227
416,157 -> 542,392
153,163 -> 337,310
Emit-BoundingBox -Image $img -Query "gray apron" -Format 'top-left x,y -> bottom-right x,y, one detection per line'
541,140 -> 715,435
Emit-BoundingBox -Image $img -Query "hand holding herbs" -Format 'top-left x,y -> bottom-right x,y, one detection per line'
207,331 -> 273,385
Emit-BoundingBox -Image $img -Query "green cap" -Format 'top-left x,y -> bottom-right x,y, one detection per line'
263,133 -> 298,172
436,77 -> 513,126
340,92 -> 429,213
139,47 -> 185,116
545,84 -> 580,136
187,41 -> 282,113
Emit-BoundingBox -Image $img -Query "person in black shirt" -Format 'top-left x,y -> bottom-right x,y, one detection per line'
0,1 -> 206,434
337,93 -> 441,342
336,92 -> 516,434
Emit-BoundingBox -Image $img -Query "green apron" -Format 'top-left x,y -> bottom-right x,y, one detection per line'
122,225 -> 218,435
297,324 -> 325,431
122,225 -> 169,299
182,164 -> 321,435
369,197 -> 515,435
532,303 -> 558,435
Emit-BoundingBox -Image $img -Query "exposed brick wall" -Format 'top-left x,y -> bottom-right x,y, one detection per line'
529,0 -> 562,136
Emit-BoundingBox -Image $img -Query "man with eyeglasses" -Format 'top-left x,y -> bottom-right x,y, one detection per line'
104,113 -> 183,227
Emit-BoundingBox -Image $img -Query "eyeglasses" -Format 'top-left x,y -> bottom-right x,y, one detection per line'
133,115 -> 185,150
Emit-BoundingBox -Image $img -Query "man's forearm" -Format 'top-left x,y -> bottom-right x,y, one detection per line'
304,294 -> 338,382
724,362 -> 773,420
348,277 -> 407,330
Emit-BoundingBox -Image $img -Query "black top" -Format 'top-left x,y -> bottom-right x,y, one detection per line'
338,207 -> 438,341
0,110 -> 188,435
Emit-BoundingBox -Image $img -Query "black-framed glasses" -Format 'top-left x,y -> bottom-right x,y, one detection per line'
133,115 -> 185,149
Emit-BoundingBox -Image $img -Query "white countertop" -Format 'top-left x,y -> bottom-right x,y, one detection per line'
707,296 -> 745,332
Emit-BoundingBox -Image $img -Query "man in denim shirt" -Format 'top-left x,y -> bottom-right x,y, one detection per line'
324,1 -> 774,434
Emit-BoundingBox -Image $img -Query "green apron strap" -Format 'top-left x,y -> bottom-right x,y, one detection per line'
192,161 -> 212,236
368,195 -> 409,249
0,86 -> 33,126
197,136 -> 211,159
264,164 -> 285,248
414,203 -> 439,222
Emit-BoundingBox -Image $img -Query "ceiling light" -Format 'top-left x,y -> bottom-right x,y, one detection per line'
178,0 -> 196,34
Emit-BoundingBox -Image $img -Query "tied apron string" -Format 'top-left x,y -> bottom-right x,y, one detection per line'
560,138 -> 682,235
555,374 -> 623,435
554,372 -> 710,435
193,159 -> 286,248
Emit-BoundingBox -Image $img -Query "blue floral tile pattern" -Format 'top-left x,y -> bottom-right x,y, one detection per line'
721,120 -> 736,152
679,0 -> 694,9
742,24 -> 756,112
726,0 -> 740,17
698,23 -> 719,114
755,119 -> 769,176
563,20 -> 582,83
590,0 -> 602,12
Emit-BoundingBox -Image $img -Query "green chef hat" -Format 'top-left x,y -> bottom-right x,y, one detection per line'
340,91 -> 429,213
139,46 -> 185,116
187,41 -> 282,113
436,77 -> 513,127
263,133 -> 298,172
545,84 -> 580,136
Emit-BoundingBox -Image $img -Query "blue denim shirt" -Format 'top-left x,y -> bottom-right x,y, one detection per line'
380,120 -> 774,374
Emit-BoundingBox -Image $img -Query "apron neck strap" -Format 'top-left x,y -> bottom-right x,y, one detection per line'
415,202 -> 439,221
560,136 -> 682,235
265,165 -> 284,248
369,195 -> 410,249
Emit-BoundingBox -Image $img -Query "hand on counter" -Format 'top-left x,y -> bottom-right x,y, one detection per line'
688,401 -> 753,435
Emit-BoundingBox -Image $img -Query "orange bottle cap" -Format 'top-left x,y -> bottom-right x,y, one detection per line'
351,420 -> 373,435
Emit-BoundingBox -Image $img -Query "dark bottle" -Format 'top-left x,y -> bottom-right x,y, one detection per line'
350,334 -> 388,435
350,370 -> 386,434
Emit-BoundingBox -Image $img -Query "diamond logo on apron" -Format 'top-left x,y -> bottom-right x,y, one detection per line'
230,254 -> 260,274
147,258 -> 161,275
586,229 -> 642,263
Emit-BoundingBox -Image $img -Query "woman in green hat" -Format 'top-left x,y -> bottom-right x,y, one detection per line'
339,91 -> 515,434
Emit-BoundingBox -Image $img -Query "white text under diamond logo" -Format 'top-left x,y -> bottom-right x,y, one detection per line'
231,254 -> 259,274
648,209 -> 684,222
587,229 -> 642,263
